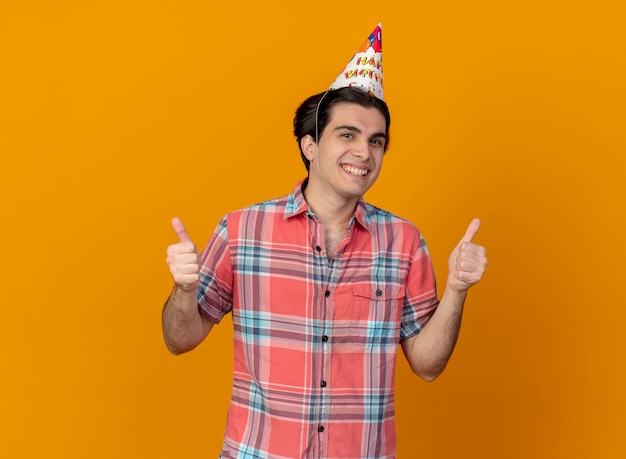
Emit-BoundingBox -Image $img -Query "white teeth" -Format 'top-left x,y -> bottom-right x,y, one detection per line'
343,165 -> 368,176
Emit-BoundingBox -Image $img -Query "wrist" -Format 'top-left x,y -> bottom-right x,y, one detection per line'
169,284 -> 199,312
443,279 -> 469,300
174,282 -> 199,294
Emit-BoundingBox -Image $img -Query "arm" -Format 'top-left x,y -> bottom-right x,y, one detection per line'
162,217 -> 214,355
401,218 -> 487,381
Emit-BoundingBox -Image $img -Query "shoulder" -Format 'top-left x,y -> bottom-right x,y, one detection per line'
228,194 -> 290,217
363,202 -> 428,250
364,202 -> 420,232
222,194 -> 291,231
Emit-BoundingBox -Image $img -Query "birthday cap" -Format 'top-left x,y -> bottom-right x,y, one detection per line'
329,23 -> 384,100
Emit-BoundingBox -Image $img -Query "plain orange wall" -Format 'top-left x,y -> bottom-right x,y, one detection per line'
1,1 -> 625,458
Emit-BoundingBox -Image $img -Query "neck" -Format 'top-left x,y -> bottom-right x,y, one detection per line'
303,182 -> 359,229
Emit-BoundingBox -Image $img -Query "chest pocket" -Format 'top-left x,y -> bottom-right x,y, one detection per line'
338,284 -> 406,344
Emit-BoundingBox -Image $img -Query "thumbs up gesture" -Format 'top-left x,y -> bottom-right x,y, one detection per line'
447,218 -> 488,293
166,217 -> 201,292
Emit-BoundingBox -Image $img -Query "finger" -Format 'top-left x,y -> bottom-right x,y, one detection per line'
166,251 -> 199,266
172,263 -> 201,275
456,257 -> 482,272
459,218 -> 481,244
171,217 -> 192,243
166,242 -> 197,258
458,243 -> 487,258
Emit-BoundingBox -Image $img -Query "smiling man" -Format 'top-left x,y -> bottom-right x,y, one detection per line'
163,25 -> 487,459
298,95 -> 388,258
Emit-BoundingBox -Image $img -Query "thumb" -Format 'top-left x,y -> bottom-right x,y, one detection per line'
459,218 -> 481,244
171,217 -> 192,243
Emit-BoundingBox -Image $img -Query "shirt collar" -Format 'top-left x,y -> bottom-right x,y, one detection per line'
284,178 -> 372,233
284,178 -> 310,218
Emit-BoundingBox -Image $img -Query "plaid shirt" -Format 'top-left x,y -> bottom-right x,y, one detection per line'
197,180 -> 439,459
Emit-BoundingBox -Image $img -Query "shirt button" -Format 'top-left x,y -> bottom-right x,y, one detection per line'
315,245 -> 322,252
322,335 -> 329,342
324,290 -> 330,297
318,425 -> 325,432
376,289 -> 383,296
320,380 -> 327,387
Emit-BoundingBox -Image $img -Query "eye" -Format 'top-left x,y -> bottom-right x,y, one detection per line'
341,132 -> 354,139
370,138 -> 384,147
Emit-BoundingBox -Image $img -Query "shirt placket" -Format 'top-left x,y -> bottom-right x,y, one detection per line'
307,213 -> 341,459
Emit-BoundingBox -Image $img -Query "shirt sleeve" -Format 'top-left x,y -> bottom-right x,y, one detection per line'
196,215 -> 234,323
399,230 -> 440,341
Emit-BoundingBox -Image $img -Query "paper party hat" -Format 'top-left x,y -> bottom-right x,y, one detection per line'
329,23 -> 384,100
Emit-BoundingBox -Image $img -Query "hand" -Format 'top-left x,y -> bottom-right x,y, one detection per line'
166,217 -> 200,292
447,218 -> 487,293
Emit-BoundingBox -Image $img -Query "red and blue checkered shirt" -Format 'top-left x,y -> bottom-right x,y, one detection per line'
197,180 -> 439,459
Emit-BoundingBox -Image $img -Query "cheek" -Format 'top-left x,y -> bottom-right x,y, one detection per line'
373,152 -> 385,171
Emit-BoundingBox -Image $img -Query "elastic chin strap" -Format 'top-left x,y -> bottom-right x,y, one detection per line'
314,90 -> 331,144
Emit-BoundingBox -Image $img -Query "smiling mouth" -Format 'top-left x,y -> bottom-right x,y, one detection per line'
342,165 -> 368,177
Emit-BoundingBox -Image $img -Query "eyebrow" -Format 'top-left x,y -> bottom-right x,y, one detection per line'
332,125 -> 387,140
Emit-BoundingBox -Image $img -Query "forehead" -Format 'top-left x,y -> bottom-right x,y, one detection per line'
326,103 -> 387,133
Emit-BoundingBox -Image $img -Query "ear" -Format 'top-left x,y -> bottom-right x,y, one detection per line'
300,134 -> 317,162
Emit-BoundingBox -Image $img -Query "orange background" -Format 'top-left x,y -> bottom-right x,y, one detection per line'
1,1 -> 625,457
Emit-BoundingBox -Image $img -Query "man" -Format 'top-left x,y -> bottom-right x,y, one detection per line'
163,25 -> 487,459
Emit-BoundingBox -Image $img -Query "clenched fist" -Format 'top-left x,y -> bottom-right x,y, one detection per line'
447,218 -> 488,293
166,217 -> 201,292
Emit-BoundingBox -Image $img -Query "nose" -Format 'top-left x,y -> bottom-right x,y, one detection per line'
352,139 -> 371,161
